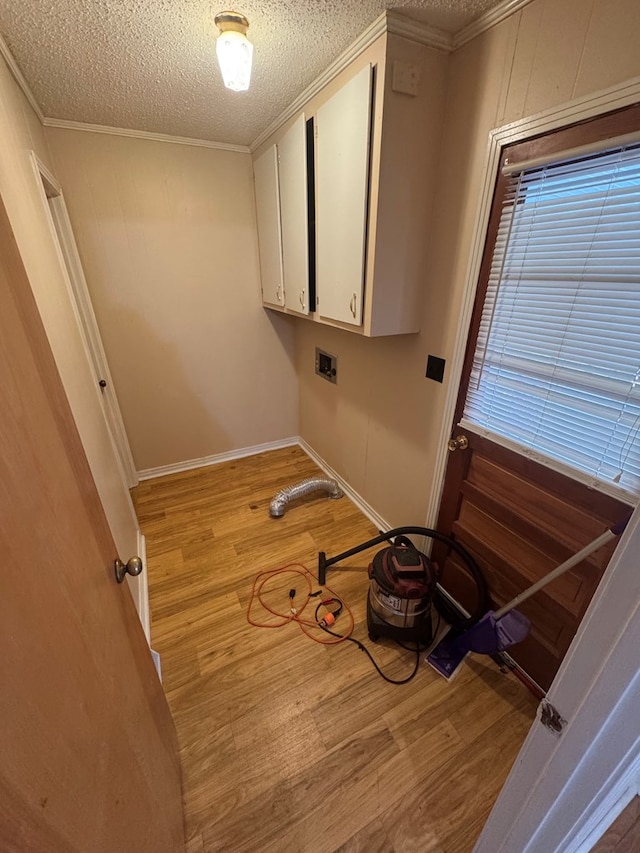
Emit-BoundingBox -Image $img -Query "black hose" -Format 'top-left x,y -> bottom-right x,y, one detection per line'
318,525 -> 489,628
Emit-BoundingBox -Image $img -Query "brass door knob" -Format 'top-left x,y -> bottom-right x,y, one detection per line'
114,556 -> 143,584
447,434 -> 469,452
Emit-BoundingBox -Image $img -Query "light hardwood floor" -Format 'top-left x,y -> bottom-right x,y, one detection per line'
132,446 -> 538,853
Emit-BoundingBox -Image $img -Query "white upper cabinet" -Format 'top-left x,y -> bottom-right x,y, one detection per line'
253,144 -> 284,307
253,29 -> 448,337
278,115 -> 310,315
315,65 -> 372,327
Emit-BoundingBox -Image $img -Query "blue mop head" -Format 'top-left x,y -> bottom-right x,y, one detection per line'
427,609 -> 531,680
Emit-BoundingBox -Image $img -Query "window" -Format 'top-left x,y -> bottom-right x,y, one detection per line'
463,135 -> 640,500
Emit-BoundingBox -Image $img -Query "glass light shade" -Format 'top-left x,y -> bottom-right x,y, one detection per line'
216,30 -> 253,92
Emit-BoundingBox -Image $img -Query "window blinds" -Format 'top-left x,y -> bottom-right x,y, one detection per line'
464,143 -> 640,499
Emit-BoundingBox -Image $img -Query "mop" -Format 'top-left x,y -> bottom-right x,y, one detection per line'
427,519 -> 629,680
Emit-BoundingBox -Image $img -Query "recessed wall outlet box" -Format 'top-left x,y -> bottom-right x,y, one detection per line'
426,355 -> 446,383
392,61 -> 421,97
315,348 -> 337,383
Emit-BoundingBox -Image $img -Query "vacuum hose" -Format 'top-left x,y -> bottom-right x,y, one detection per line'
318,525 -> 490,629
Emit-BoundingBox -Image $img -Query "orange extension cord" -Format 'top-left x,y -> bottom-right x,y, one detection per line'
247,563 -> 354,645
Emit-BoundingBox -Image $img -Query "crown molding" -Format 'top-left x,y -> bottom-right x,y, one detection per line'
453,0 -> 535,49
42,117 -> 250,153
1,2 -> 532,157
386,10 -> 453,53
250,10 -> 454,153
0,32 -> 45,123
250,11 -> 387,152
0,30 -> 248,152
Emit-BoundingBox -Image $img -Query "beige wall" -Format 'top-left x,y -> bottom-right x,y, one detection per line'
7,0 -> 637,534
0,57 -> 139,563
296,0 -> 640,528
45,129 -> 298,473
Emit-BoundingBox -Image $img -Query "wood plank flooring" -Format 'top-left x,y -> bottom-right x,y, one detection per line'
131,446 -> 538,852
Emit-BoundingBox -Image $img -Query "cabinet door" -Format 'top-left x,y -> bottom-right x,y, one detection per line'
279,116 -> 310,315
253,144 -> 284,307
316,64 -> 372,326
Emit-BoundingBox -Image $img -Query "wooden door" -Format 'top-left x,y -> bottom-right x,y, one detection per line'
436,431 -> 630,690
434,111 -> 637,691
0,197 -> 184,849
316,64 -> 372,326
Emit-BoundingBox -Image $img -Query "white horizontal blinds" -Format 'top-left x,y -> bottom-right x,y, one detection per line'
465,143 -> 640,498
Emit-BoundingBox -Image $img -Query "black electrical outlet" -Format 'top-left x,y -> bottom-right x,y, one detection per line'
426,355 -> 446,383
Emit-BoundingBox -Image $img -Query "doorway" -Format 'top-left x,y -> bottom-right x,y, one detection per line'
32,152 -> 137,489
29,152 -> 149,633
433,107 -> 639,690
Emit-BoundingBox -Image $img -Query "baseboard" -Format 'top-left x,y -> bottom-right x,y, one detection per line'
136,437 -> 299,480
136,435 -> 393,539
297,438 -> 393,533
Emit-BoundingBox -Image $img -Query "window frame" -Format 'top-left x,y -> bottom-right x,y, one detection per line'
454,104 -> 640,503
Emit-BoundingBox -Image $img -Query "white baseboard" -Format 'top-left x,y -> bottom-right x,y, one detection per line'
136,436 -> 299,480
137,434 -> 393,535
297,438 -> 392,533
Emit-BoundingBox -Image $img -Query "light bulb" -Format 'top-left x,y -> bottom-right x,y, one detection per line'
215,12 -> 253,92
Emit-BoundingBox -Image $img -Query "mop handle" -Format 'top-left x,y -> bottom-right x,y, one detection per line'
493,523 -> 625,620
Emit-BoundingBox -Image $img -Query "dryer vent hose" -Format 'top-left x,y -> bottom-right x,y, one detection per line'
269,477 -> 343,518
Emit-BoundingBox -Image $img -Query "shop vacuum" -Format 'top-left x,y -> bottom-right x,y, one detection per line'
367,535 -> 437,646
319,525 -> 489,648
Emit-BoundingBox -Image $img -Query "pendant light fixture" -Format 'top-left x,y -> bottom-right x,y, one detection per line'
214,11 -> 253,92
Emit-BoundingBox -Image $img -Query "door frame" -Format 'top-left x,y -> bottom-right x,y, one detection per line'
424,76 -> 640,851
425,74 -> 640,529
29,152 -> 150,640
29,151 -> 138,489
474,501 -> 640,852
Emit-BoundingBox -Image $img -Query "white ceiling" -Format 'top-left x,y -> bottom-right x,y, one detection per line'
0,0 -> 505,147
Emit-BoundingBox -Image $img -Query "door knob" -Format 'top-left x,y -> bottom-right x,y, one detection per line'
448,434 -> 469,452
115,556 -> 143,584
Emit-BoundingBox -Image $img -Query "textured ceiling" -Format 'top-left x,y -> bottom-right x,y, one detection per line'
0,0 -> 504,147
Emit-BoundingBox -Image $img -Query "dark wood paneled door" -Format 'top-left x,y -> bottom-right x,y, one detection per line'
0,196 -> 185,849
435,430 -> 630,690
434,110 -> 637,691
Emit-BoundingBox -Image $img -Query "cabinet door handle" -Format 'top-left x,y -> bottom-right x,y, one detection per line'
299,290 -> 305,308
276,284 -> 282,303
350,292 -> 357,318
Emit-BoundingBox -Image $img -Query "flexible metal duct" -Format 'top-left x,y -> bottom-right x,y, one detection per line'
269,477 -> 343,518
